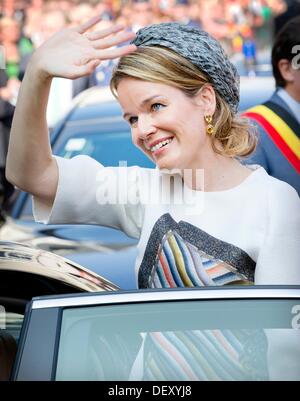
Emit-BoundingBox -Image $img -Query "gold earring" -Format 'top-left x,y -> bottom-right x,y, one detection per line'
204,115 -> 214,135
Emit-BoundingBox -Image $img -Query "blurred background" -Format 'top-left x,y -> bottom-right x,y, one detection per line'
1,0 -> 299,110
1,0 -> 300,83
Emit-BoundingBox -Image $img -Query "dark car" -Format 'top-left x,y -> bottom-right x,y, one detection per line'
0,240 -> 118,381
0,78 -> 275,289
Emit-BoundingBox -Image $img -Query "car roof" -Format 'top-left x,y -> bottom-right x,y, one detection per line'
67,87 -> 123,123
0,241 -> 118,292
239,76 -> 275,111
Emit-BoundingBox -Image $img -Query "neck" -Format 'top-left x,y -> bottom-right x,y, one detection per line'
182,147 -> 251,192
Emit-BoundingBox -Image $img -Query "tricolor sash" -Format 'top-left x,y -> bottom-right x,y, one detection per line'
243,101 -> 300,173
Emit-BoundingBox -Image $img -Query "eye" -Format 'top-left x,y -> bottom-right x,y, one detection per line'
128,116 -> 138,126
151,103 -> 165,111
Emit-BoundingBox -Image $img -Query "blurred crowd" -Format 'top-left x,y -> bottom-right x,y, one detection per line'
1,0 -> 299,60
1,0 -> 299,99
0,0 -> 300,210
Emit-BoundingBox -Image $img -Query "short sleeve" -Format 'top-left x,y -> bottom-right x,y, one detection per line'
32,155 -> 147,239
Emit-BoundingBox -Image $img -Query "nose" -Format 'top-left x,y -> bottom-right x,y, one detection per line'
137,114 -> 157,140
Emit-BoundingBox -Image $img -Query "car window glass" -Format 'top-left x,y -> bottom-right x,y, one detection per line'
55,299 -> 300,381
56,131 -> 154,168
0,310 -> 24,381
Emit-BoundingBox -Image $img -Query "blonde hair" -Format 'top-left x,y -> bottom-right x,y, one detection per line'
110,46 -> 257,158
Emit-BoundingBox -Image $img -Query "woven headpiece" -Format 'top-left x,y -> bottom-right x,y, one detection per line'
132,22 -> 240,112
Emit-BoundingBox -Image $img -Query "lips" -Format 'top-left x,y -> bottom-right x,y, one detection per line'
145,136 -> 174,152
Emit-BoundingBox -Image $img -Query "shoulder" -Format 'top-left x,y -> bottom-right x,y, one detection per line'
247,166 -> 299,210
263,172 -> 300,229
268,91 -> 281,105
269,90 -> 293,113
256,167 -> 299,203
265,173 -> 299,203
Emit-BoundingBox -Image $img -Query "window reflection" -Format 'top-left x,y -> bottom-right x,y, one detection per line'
55,299 -> 300,381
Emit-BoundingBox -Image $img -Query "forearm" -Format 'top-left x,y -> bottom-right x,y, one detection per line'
6,57 -> 56,196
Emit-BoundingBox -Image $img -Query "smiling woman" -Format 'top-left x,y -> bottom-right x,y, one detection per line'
5,19 -> 300,293
110,46 -> 255,164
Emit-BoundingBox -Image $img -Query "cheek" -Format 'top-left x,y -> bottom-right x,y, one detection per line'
131,130 -> 147,153
184,116 -> 206,142
131,129 -> 139,147
131,130 -> 155,162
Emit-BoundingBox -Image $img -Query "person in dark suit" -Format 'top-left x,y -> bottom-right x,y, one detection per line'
0,70 -> 16,213
274,0 -> 300,35
244,15 -> 300,195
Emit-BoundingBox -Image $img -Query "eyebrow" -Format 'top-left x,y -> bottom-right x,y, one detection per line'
123,95 -> 162,120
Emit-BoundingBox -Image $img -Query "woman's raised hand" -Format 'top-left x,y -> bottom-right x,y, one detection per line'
31,16 -> 137,80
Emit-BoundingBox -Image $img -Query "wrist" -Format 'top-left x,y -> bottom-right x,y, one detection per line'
27,52 -> 52,83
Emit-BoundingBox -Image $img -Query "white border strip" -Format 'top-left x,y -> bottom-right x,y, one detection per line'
32,288 -> 300,309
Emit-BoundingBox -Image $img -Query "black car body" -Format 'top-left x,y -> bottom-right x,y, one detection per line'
0,240 -> 118,381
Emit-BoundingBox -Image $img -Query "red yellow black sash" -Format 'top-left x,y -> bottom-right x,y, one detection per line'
243,101 -> 300,173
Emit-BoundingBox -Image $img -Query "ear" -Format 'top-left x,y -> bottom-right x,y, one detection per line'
278,59 -> 295,84
194,84 -> 216,115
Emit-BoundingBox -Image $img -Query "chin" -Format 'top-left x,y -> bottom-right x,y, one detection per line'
141,148 -> 155,164
156,159 -> 179,172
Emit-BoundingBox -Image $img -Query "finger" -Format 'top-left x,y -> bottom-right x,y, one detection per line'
94,44 -> 137,60
74,59 -> 101,77
86,25 -> 125,41
76,15 -> 102,34
92,31 -> 136,50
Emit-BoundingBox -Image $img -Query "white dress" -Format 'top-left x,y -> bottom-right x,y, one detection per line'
33,154 -> 300,287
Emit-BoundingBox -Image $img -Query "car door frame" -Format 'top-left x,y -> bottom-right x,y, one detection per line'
11,285 -> 300,381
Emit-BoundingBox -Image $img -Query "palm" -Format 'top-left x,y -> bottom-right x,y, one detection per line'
34,16 -> 136,79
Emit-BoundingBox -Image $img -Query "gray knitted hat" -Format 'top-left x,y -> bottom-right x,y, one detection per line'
132,22 -> 240,113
